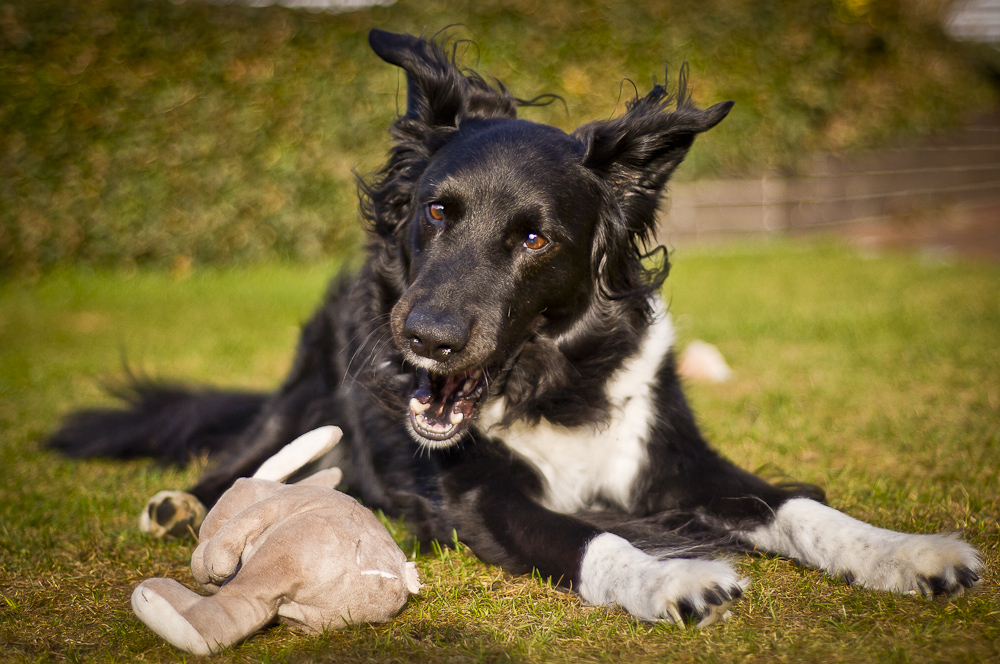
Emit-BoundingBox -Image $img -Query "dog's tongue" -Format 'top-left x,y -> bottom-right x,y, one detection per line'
409,368 -> 484,442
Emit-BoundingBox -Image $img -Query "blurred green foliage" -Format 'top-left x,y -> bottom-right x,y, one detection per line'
1,0 -> 995,274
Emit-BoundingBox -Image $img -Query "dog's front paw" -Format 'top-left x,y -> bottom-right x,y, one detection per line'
644,558 -> 747,626
848,532 -> 983,598
139,490 -> 206,539
578,533 -> 747,626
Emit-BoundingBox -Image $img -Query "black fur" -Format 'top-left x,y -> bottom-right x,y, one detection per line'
48,30 -> 823,605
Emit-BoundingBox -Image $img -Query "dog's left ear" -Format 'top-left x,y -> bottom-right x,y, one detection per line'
362,29 -> 519,243
575,82 -> 733,235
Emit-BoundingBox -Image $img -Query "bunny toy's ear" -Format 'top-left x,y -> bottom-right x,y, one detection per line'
252,426 -> 342,483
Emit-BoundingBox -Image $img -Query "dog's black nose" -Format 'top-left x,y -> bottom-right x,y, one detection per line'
403,310 -> 470,362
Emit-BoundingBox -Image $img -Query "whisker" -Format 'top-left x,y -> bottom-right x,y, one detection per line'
341,318 -> 393,387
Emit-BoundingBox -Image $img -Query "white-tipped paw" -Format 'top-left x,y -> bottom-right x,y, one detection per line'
578,533 -> 747,627
139,490 -> 206,539
840,532 -> 983,598
646,558 -> 747,627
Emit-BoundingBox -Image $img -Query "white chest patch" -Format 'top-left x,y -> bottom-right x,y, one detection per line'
477,301 -> 674,514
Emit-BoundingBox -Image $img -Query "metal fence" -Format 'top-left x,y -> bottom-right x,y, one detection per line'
658,112 -> 1000,243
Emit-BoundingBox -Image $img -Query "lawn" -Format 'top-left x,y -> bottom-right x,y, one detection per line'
1,241 -> 997,662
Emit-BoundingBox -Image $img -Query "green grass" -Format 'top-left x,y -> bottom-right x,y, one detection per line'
1,241 -> 998,662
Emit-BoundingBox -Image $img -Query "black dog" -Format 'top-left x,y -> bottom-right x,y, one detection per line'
50,29 -> 981,625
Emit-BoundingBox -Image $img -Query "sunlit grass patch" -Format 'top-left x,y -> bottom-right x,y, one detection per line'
1,242 -> 997,662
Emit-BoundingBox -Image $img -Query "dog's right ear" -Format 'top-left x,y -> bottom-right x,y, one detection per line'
368,29 -> 516,131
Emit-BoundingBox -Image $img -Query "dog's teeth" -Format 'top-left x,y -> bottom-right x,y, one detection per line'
410,398 -> 430,414
450,410 -> 464,425
461,378 -> 477,394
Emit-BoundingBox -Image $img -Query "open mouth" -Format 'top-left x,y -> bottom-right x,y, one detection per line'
408,367 -> 487,446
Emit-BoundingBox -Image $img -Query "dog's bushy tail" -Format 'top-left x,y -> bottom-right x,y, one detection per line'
47,379 -> 268,465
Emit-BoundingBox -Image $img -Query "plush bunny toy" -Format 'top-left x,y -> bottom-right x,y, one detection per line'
131,426 -> 420,655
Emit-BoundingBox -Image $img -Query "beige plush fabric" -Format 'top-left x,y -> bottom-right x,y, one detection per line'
132,477 -> 419,655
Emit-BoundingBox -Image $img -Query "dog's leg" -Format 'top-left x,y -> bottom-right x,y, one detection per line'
444,456 -> 746,626
643,362 -> 983,599
141,400 -> 317,539
644,446 -> 982,599
642,442 -> 982,599
187,400 -> 320,506
739,498 -> 982,597
135,300 -> 349,538
143,375 -> 339,539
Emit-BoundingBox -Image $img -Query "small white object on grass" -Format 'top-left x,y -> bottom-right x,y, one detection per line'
677,340 -> 732,383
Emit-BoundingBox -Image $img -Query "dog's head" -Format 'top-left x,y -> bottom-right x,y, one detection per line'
363,29 -> 731,447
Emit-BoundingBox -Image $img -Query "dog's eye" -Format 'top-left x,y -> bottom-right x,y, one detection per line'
426,203 -> 445,223
523,232 -> 549,251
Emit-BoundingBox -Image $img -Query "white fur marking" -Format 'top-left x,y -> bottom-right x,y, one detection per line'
478,300 -> 674,513
742,498 -> 983,595
578,533 -> 746,626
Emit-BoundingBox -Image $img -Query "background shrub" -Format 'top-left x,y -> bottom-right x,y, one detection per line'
1,0 -> 994,274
